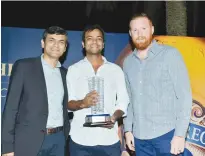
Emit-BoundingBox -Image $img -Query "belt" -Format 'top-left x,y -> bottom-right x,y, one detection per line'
41,126 -> 63,135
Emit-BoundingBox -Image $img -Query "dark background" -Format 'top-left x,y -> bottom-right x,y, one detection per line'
2,1 -> 205,37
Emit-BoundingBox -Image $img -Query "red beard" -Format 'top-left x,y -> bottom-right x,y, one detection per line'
133,36 -> 153,50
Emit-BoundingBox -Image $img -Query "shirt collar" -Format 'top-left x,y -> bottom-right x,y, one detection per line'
132,39 -> 159,59
41,54 -> 61,68
83,56 -> 109,64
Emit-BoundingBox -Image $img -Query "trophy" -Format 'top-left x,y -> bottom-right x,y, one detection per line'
83,76 -> 112,127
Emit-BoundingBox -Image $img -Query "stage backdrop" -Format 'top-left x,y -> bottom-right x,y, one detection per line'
1,27 -> 205,155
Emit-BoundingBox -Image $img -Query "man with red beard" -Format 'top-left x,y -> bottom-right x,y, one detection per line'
123,13 -> 192,156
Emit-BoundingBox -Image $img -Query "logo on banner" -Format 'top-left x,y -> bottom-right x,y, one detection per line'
1,63 -> 13,110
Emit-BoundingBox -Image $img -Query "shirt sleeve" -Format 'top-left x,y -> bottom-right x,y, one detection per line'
167,48 -> 192,137
123,70 -> 134,132
66,66 -> 78,112
2,60 -> 24,154
114,66 -> 130,116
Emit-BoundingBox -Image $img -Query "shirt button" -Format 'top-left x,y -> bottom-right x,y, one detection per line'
139,81 -> 142,84
140,93 -> 142,95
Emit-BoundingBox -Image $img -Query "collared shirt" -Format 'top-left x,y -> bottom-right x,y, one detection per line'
66,56 -> 129,146
123,40 -> 192,139
41,54 -> 64,128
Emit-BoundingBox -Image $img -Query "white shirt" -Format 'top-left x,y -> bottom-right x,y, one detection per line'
66,57 -> 129,146
41,55 -> 64,128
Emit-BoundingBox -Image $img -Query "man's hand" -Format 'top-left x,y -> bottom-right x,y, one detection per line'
2,152 -> 14,156
101,110 -> 124,129
125,132 -> 135,151
101,115 -> 116,129
170,136 -> 185,155
121,150 -> 130,156
80,91 -> 99,108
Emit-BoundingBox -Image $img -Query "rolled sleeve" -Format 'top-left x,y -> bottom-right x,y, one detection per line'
114,67 -> 129,116
66,66 -> 78,102
123,69 -> 133,132
167,48 -> 192,137
66,66 -> 78,112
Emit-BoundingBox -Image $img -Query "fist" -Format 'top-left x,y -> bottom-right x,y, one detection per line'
82,91 -> 99,108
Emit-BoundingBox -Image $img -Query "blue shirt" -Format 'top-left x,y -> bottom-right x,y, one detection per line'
41,54 -> 64,128
123,40 -> 192,139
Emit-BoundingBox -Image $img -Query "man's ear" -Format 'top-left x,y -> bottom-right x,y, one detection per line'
82,41 -> 85,48
129,30 -> 132,37
152,26 -> 154,35
41,39 -> 45,48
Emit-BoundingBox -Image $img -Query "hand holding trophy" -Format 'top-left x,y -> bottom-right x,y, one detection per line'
83,76 -> 113,127
80,91 -> 98,109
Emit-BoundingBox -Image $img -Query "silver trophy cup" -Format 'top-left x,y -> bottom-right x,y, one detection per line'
83,76 -> 111,127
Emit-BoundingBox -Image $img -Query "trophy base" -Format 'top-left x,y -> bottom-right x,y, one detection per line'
83,121 -> 113,127
83,114 -> 111,127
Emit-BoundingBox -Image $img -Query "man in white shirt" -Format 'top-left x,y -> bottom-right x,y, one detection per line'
66,24 -> 129,156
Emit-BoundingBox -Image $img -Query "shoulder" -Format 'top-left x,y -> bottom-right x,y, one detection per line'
123,52 -> 134,63
150,41 -> 182,60
107,61 -> 122,70
154,41 -> 180,55
13,57 -> 39,68
15,57 -> 38,64
105,61 -> 124,75
123,52 -> 134,71
161,44 -> 182,59
67,59 -> 85,74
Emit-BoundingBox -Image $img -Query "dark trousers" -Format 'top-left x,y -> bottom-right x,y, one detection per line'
69,138 -> 121,156
134,130 -> 192,156
38,131 -> 65,156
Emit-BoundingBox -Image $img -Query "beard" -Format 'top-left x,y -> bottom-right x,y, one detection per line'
85,48 -> 102,56
132,36 -> 153,50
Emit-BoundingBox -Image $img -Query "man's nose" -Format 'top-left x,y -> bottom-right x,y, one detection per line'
92,39 -> 97,43
137,30 -> 142,36
53,41 -> 59,47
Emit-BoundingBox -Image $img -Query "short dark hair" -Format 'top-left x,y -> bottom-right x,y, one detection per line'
42,26 -> 68,41
82,24 -> 105,42
129,13 -> 153,29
